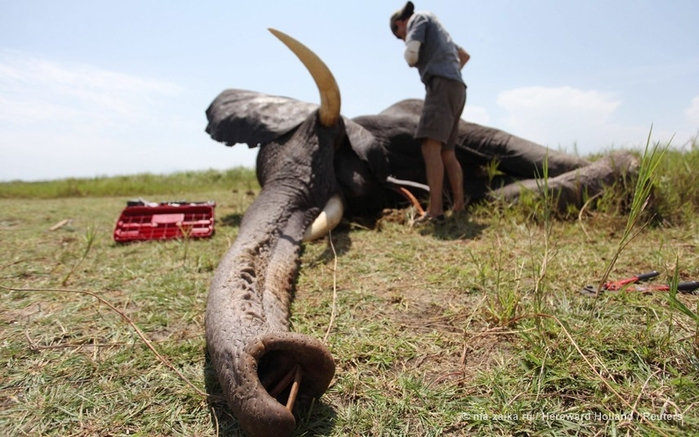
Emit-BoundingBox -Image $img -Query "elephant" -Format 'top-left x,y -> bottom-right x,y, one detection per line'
204,29 -> 639,437
207,82 -> 638,224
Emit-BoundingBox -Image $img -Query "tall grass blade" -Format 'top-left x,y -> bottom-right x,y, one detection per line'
593,128 -> 667,295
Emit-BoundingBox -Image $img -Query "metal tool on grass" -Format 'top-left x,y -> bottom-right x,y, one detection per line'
580,271 -> 699,296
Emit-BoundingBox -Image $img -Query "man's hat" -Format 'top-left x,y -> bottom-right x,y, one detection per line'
390,1 -> 415,33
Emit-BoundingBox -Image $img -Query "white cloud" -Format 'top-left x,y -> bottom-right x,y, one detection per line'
0,50 -> 182,127
0,51 -> 259,182
463,105 -> 490,126
492,87 -> 698,153
498,86 -> 621,116
495,86 -> 645,154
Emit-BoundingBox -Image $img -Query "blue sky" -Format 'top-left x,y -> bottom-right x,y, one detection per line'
1,0 -> 698,182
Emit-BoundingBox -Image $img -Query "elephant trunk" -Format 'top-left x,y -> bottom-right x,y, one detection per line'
206,199 -> 335,437
205,29 -> 343,437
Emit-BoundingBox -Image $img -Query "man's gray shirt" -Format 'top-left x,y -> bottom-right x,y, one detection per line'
406,11 -> 466,87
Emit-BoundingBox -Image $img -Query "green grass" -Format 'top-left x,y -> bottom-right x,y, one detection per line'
2,144 -> 699,436
0,167 -> 257,199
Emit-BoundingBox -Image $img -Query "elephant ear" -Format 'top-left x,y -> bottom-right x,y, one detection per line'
343,118 -> 389,182
205,89 -> 319,147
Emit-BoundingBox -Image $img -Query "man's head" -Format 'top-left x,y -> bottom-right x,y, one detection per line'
390,1 -> 415,40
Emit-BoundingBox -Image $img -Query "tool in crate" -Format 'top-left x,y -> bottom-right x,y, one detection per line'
580,271 -> 699,296
113,199 -> 216,242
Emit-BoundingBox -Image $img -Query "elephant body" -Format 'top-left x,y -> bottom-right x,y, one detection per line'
351,98 -> 595,209
208,92 -> 635,216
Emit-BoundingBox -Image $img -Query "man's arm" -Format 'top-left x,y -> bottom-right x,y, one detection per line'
457,46 -> 470,69
404,40 -> 421,67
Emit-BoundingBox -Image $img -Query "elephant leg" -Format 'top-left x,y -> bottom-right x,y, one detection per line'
458,122 -> 591,178
488,151 -> 640,210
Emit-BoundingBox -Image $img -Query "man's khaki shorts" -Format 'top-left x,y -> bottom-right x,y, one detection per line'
416,76 -> 466,150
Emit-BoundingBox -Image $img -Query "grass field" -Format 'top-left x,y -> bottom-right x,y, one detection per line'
2,147 -> 699,436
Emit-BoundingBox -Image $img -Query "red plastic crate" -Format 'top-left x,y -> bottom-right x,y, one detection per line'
113,201 -> 215,242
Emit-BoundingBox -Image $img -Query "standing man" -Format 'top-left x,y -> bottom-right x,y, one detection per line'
390,1 -> 470,222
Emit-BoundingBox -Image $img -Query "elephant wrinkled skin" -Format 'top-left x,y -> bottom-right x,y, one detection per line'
204,29 -> 638,437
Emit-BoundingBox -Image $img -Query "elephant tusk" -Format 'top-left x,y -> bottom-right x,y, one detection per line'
285,365 -> 303,412
269,28 -> 341,127
268,364 -> 300,399
385,176 -> 427,215
392,186 -> 425,216
386,175 -> 430,192
303,194 -> 344,242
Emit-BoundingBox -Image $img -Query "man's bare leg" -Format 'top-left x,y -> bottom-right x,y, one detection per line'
442,148 -> 464,212
422,138 -> 445,217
